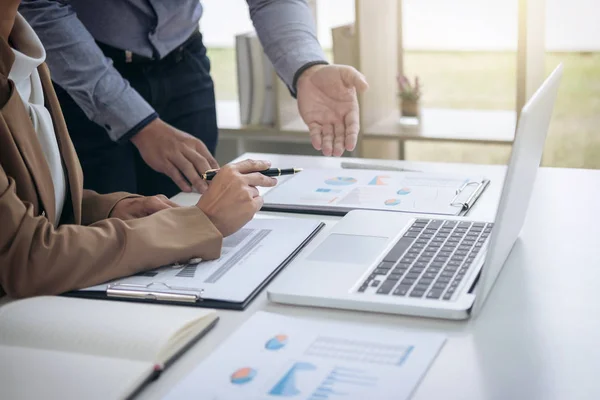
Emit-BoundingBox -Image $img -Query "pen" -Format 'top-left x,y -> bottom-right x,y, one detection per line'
202,167 -> 303,181
340,161 -> 422,173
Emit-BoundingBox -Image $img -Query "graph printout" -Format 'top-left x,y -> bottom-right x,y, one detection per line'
165,312 -> 446,400
263,168 -> 487,216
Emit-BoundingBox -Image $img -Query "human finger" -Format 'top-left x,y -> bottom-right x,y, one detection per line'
195,141 -> 220,169
144,195 -> 173,215
233,159 -> 272,174
308,122 -> 323,151
252,195 -> 265,212
182,147 -> 210,192
246,186 -> 260,198
172,153 -> 205,194
341,66 -> 369,92
244,172 -> 278,188
333,122 -> 346,157
164,161 -> 192,192
321,124 -> 334,156
156,194 -> 181,208
344,109 -> 360,151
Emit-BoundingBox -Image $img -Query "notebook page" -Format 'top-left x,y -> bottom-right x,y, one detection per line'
0,345 -> 151,400
0,296 -> 216,363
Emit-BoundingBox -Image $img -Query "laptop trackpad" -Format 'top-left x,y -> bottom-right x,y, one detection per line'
307,234 -> 389,265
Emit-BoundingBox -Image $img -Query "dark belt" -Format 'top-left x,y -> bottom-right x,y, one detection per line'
96,30 -> 201,65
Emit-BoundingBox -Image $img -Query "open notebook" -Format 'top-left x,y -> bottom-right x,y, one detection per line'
0,296 -> 218,400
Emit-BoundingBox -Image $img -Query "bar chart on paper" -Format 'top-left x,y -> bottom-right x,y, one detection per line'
164,312 -> 446,400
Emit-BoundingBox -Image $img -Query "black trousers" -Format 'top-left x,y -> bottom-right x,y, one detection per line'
54,33 -> 218,198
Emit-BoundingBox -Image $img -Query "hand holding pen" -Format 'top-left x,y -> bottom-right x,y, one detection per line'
202,167 -> 302,181
196,160 -> 300,237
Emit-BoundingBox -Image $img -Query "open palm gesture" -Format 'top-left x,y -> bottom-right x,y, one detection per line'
297,65 -> 369,157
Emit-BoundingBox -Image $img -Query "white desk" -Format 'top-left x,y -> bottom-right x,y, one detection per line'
151,153 -> 600,400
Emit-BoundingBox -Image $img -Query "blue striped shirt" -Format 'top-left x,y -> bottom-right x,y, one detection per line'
20,0 -> 326,140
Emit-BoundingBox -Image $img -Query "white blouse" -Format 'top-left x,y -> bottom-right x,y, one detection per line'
8,14 -> 66,226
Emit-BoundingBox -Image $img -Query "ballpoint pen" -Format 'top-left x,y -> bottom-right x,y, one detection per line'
201,167 -> 303,181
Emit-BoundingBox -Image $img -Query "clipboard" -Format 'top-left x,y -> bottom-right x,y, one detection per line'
262,168 -> 491,217
64,222 -> 325,310
449,179 -> 491,216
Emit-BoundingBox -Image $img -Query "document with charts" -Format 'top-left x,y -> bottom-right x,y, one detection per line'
263,168 -> 489,216
165,312 -> 446,400
76,218 -> 323,309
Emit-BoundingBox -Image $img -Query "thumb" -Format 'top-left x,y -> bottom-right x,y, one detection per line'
144,196 -> 174,215
340,66 -> 369,93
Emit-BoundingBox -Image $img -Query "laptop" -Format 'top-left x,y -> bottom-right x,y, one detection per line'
268,65 -> 563,320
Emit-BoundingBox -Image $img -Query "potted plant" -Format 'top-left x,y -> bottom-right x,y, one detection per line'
397,74 -> 421,117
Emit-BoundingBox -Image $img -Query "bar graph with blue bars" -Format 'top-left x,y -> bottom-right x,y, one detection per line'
307,366 -> 378,400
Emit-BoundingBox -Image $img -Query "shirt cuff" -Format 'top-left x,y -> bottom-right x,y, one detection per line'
271,42 -> 328,97
90,85 -> 157,142
117,112 -> 159,144
291,60 -> 330,98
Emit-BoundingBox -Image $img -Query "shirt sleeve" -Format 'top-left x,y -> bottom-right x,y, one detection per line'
19,0 -> 157,141
247,0 -> 328,95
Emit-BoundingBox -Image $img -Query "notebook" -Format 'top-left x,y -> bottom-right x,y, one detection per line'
70,218 -> 324,310
0,296 -> 218,400
263,168 -> 489,216
165,311 -> 446,400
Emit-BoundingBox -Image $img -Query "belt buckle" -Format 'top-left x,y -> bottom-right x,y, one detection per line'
125,50 -> 133,63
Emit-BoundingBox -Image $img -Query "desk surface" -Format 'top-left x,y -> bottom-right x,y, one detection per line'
157,153 -> 600,400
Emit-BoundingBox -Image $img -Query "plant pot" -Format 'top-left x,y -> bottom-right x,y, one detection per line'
401,100 -> 420,117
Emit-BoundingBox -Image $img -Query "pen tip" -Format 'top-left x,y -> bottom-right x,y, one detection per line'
294,168 -> 303,173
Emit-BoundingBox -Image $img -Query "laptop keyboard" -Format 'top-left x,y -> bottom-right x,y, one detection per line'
358,219 -> 493,300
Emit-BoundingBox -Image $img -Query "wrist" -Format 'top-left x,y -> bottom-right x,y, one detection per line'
293,61 -> 329,96
118,112 -> 159,144
196,202 -> 223,234
131,117 -> 163,147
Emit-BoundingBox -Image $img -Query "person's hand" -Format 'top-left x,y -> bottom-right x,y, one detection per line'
297,64 -> 369,157
110,195 -> 180,220
131,118 -> 219,193
196,159 -> 277,237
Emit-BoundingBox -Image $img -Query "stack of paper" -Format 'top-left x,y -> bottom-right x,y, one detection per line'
236,32 -> 276,127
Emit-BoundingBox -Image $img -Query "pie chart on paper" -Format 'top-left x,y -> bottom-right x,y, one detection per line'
230,367 -> 257,385
384,199 -> 402,206
397,187 -> 412,195
325,177 -> 358,186
265,334 -> 288,351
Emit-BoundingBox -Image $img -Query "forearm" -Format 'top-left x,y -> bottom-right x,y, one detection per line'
247,0 -> 328,94
81,189 -> 140,225
19,0 -> 157,141
0,176 -> 222,299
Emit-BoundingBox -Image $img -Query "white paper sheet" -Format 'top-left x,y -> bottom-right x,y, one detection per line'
164,312 -> 446,400
82,219 -> 322,303
264,168 -> 487,216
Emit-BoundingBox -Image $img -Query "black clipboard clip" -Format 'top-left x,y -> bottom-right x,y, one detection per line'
107,282 -> 203,303
450,179 -> 490,213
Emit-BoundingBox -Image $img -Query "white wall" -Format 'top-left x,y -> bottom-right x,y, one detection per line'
200,0 -> 600,51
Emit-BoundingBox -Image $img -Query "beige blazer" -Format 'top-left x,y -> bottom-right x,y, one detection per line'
0,38 -> 222,298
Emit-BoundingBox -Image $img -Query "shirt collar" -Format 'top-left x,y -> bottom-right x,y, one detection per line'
8,13 -> 46,85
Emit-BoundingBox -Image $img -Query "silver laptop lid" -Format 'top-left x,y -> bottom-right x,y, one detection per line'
471,64 -> 564,317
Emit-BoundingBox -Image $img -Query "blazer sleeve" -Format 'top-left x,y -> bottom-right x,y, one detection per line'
0,167 -> 223,299
80,189 -> 140,225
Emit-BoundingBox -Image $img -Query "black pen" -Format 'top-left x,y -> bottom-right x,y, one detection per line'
202,167 -> 303,181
